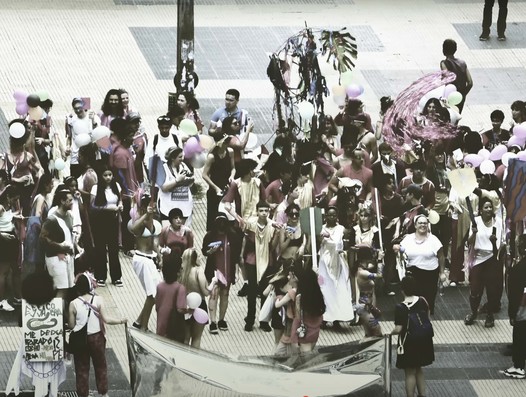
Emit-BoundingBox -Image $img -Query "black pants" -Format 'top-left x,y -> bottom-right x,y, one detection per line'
407,267 -> 439,315
206,189 -> 222,231
245,264 -> 269,325
512,320 -> 526,369
120,196 -> 134,252
92,212 -> 121,282
482,0 -> 508,36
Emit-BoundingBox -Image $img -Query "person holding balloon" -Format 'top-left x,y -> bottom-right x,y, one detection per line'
4,120 -> 43,216
179,248 -> 214,348
159,147 -> 194,227
440,39 -> 473,113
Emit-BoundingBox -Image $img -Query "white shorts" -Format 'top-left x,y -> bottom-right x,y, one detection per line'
132,253 -> 161,298
46,255 -> 74,289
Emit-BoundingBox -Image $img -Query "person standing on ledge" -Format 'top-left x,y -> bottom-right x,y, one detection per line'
440,39 -> 473,114
480,0 -> 508,41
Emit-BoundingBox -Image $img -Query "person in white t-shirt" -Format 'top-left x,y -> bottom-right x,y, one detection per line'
66,98 -> 100,179
395,214 -> 445,315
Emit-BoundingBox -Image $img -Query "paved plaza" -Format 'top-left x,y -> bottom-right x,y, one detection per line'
1,0 -> 526,396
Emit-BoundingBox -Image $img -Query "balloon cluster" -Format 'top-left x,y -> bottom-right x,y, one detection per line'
186,292 -> 209,324
463,137 -> 526,177
180,119 -> 216,169
331,70 -> 365,106
13,89 -> 49,122
418,83 -> 462,117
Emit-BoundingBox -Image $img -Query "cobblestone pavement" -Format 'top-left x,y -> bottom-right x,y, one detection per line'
1,1 -> 526,396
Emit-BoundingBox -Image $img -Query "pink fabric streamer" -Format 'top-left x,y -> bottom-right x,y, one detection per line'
382,71 -> 458,153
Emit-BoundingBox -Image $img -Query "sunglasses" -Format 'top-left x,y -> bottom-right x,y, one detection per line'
289,212 -> 300,217
157,116 -> 171,122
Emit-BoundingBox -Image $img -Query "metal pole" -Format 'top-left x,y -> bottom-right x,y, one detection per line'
176,0 -> 195,93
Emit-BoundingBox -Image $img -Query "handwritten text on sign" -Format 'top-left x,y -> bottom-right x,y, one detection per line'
23,298 -> 64,362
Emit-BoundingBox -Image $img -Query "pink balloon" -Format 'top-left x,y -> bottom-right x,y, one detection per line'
443,84 -> 457,98
507,135 -> 525,149
193,307 -> 209,324
96,136 -> 111,150
345,84 -> 361,98
463,153 -> 483,168
15,102 -> 29,116
489,144 -> 508,161
183,136 -> 203,159
318,275 -> 324,286
514,124 -> 526,140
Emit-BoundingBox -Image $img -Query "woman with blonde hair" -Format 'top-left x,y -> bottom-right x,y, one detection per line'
179,248 -> 213,348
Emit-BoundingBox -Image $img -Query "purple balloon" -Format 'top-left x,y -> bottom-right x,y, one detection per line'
183,136 -> 203,159
193,307 -> 209,324
15,102 -> 29,116
345,84 -> 361,98
13,89 -> 28,101
463,153 -> 483,168
489,144 -> 508,161
514,124 -> 526,140
507,135 -> 526,149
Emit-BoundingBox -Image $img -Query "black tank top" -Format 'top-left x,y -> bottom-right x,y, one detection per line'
209,147 -> 232,189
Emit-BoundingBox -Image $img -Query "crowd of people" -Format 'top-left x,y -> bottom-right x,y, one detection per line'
1,51 -> 526,395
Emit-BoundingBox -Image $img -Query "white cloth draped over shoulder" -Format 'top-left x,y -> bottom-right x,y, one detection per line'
317,224 -> 355,322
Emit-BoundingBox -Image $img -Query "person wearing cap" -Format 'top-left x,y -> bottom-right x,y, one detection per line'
145,112 -> 182,184
159,147 -> 194,226
66,97 -> 100,179
398,160 -> 435,210
203,212 -> 243,334
202,133 -> 235,230
394,214 -> 446,315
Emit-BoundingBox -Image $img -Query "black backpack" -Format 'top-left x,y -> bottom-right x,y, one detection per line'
404,297 -> 434,340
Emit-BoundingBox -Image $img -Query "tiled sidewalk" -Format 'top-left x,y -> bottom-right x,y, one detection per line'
1,1 -> 526,396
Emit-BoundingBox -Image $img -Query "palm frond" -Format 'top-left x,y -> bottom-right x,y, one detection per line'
320,28 -> 358,74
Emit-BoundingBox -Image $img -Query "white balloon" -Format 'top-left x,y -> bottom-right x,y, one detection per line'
478,148 -> 491,160
92,126 -> 111,141
426,85 -> 446,100
297,101 -> 315,120
54,158 -> 66,171
74,133 -> 92,148
479,159 -> 495,175
191,151 -> 207,169
187,292 -> 202,310
428,210 -> 440,225
9,122 -> 26,138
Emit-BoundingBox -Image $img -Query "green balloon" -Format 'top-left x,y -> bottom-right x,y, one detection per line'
37,90 -> 49,102
340,70 -> 354,86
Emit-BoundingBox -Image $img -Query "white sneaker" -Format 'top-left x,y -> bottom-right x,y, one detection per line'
449,282 -> 457,287
504,366 -> 525,379
0,299 -> 15,312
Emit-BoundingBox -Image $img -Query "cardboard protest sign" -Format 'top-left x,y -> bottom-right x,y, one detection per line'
23,298 -> 64,362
